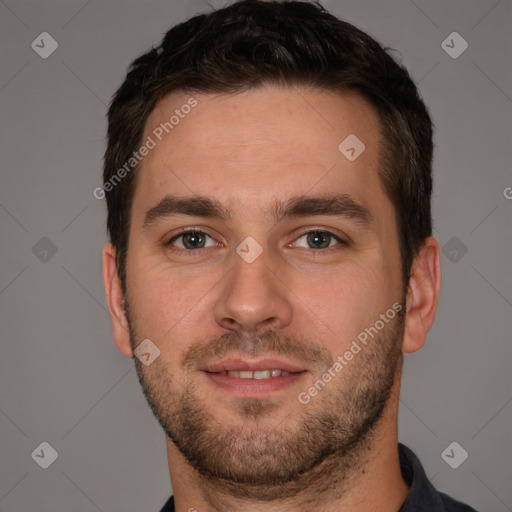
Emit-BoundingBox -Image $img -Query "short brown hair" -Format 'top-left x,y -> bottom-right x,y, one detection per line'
103,0 -> 433,292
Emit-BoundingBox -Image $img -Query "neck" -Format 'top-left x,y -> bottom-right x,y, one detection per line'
167,380 -> 408,512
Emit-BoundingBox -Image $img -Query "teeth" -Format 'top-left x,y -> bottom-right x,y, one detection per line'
254,370 -> 271,379
225,369 -> 285,379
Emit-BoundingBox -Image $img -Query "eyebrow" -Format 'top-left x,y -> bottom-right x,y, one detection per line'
142,193 -> 374,229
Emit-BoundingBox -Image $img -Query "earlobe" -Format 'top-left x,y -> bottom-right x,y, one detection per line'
402,237 -> 442,354
102,242 -> 134,358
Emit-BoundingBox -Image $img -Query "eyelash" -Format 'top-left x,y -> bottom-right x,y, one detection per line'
165,227 -> 348,255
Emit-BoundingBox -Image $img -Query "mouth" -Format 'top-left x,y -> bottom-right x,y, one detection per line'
213,369 -> 293,379
200,358 -> 307,397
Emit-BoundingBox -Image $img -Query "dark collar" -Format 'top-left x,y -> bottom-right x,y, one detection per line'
398,443 -> 477,511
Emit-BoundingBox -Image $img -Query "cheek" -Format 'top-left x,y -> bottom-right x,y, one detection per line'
126,257 -> 196,337
293,261 -> 392,345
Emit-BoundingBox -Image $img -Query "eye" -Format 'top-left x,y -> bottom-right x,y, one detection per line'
165,228 -> 346,254
293,230 -> 346,250
167,229 -> 217,250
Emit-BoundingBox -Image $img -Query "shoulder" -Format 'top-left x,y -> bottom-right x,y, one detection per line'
439,491 -> 479,511
398,443 -> 480,512
158,495 -> 175,512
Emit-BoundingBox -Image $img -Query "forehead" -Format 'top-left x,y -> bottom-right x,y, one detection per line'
133,86 -> 389,223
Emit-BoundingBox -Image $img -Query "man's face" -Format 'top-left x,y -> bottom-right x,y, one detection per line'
123,87 -> 405,492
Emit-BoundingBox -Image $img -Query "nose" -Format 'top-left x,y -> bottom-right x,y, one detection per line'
213,247 -> 293,333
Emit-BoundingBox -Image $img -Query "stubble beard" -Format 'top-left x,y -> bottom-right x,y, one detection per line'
127,301 -> 405,506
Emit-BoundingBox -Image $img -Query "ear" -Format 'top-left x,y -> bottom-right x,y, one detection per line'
102,242 -> 133,358
402,237 -> 442,354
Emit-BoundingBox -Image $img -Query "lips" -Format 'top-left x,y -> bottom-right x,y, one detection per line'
201,358 -> 305,374
220,369 -> 290,379
201,357 -> 307,396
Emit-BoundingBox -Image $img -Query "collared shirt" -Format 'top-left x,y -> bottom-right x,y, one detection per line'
159,443 -> 479,511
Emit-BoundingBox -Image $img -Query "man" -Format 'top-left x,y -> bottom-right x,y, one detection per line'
101,1 -> 478,510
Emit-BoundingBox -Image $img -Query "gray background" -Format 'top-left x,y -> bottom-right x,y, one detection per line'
1,0 -> 511,511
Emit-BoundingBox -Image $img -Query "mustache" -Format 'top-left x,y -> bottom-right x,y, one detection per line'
181,329 -> 334,371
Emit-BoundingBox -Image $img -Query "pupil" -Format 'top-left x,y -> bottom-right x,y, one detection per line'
184,232 -> 204,249
308,231 -> 329,249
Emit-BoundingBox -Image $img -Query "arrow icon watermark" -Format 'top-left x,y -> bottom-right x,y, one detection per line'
236,236 -> 263,263
338,133 -> 365,161
134,339 -> 161,366
31,442 -> 58,469
31,32 -> 58,59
